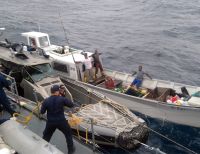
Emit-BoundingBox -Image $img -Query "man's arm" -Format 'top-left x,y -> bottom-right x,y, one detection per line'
89,54 -> 94,57
40,100 -> 47,114
145,73 -> 152,79
131,71 -> 137,76
64,98 -> 74,108
75,61 -> 82,64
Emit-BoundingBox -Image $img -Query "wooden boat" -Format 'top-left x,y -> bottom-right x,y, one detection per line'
13,30 -> 200,128
78,69 -> 200,128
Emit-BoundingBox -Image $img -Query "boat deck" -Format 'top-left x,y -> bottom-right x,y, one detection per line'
0,106 -> 102,154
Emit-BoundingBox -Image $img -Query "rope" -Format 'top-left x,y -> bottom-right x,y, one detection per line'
13,101 -> 41,125
76,125 -> 81,140
86,128 -> 88,144
7,77 -> 197,154
68,113 -> 90,144
62,78 -> 198,154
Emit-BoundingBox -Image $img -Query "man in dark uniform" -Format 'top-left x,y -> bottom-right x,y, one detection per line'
0,73 -> 16,116
40,84 -> 75,154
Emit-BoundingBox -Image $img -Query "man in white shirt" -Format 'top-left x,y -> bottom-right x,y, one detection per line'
83,53 -> 93,82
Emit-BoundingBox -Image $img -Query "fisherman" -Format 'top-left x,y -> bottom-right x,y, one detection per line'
26,38 -> 37,51
0,73 -> 17,116
83,53 -> 93,82
130,65 -> 152,89
40,84 -> 75,154
105,76 -> 115,89
91,49 -> 104,79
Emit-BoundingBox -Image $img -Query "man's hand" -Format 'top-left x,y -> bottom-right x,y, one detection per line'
74,107 -> 79,112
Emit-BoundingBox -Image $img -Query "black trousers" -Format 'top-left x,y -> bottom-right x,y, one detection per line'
43,120 -> 74,152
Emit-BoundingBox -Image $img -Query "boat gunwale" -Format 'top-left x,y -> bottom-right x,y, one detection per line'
63,76 -> 200,111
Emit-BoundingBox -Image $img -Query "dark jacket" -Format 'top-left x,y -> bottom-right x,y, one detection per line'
40,96 -> 74,123
0,74 -> 11,102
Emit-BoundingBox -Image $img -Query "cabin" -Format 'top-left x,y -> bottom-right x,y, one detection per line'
21,32 -> 101,82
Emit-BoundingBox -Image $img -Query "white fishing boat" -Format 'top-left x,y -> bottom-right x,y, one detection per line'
2,30 -> 200,128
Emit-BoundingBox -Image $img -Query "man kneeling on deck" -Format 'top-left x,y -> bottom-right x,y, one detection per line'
40,84 -> 75,154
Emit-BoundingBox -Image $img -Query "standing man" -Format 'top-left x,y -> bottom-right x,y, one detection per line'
131,65 -> 152,89
40,84 -> 75,154
0,73 -> 16,116
83,53 -> 93,82
91,49 -> 104,79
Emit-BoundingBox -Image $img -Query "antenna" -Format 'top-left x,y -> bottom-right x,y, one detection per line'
58,12 -> 82,81
58,12 -> 69,46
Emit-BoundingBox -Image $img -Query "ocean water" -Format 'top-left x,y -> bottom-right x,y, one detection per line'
1,0 -> 200,153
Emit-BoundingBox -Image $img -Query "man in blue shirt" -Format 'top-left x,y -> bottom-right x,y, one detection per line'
0,74 -> 16,116
40,84 -> 75,154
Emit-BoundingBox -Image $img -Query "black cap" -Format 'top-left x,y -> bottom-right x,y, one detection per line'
51,84 -> 60,93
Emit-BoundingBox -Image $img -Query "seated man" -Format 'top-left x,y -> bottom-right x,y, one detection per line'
105,76 -> 115,89
131,65 -> 152,89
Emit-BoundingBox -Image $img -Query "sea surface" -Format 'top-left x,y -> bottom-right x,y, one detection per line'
1,0 -> 200,153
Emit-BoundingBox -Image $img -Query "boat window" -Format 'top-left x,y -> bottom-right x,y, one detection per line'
29,38 -> 36,47
22,69 -> 34,84
24,63 -> 55,82
38,36 -> 49,47
53,62 -> 69,74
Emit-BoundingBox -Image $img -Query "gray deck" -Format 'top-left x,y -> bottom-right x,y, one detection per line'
0,108 -> 102,154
